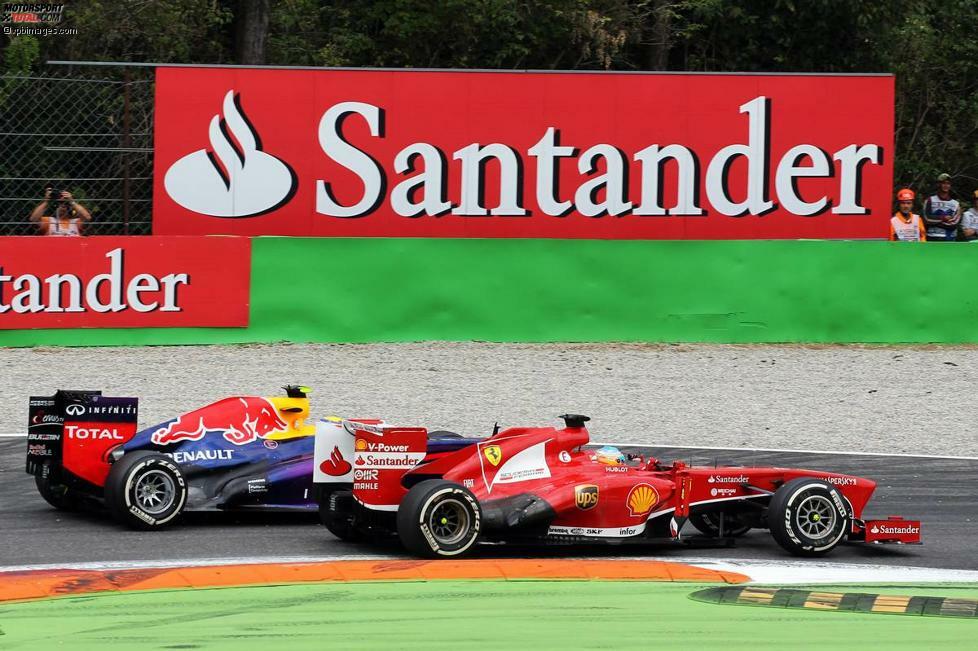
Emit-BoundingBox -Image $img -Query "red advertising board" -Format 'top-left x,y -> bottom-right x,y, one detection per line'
0,236 -> 250,329
153,67 -> 894,239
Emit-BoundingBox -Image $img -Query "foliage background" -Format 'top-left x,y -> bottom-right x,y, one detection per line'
2,0 -> 977,198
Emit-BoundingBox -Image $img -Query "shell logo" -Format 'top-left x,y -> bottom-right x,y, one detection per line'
355,438 -> 367,451
626,483 -> 659,517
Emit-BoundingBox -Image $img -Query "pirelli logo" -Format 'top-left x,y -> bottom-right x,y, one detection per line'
691,587 -> 978,618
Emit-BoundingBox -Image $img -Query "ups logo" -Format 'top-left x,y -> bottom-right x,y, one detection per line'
575,484 -> 599,510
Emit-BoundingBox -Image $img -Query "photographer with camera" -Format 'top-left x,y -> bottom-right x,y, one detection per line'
28,183 -> 92,236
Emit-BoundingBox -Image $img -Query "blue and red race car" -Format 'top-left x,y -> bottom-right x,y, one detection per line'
26,386 -> 468,530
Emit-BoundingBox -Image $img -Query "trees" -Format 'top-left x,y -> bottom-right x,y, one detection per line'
0,0 -> 975,194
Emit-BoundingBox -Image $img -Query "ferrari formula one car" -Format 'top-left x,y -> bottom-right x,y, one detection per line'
313,414 -> 921,558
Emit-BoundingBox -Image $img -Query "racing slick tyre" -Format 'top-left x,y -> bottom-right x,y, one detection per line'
397,479 -> 481,558
104,452 -> 188,530
689,511 -> 752,538
768,478 -> 851,557
319,488 -> 364,542
34,468 -> 81,512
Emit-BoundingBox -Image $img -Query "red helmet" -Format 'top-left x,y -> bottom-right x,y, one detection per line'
896,188 -> 915,201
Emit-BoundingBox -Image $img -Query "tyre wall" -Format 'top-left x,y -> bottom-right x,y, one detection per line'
1,237 -> 975,346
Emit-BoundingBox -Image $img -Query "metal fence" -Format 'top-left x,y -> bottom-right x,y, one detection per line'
0,69 -> 154,236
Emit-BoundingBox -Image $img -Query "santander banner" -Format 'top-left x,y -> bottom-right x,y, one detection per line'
154,67 -> 894,239
0,237 -> 250,329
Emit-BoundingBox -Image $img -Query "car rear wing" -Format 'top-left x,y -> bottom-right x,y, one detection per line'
313,418 -> 427,511
27,390 -> 138,485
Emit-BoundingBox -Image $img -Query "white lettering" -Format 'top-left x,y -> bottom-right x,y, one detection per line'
45,273 -> 84,313
528,127 -> 575,216
127,273 -> 160,312
575,144 -> 632,217
832,144 -> 881,215
775,145 -> 831,215
705,96 -> 774,217
391,143 -> 451,217
85,248 -> 126,313
159,273 -> 189,312
11,273 -> 43,313
634,144 -> 703,216
452,143 -> 527,216
316,101 -> 384,217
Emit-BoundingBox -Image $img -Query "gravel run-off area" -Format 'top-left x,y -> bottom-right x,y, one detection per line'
0,342 -> 975,457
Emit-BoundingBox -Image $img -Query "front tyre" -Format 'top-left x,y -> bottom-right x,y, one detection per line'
397,480 -> 481,558
104,452 -> 187,530
768,478 -> 850,557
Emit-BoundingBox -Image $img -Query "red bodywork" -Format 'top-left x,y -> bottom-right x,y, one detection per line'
351,420 -> 919,545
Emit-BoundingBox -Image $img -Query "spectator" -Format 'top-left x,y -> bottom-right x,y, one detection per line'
28,184 -> 92,236
922,173 -> 961,241
890,188 -> 926,241
961,190 -> 978,242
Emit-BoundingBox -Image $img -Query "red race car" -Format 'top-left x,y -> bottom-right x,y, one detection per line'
313,415 -> 921,558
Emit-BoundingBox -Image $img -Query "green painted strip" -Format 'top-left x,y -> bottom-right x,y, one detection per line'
4,238 -> 978,347
1,581 -> 977,650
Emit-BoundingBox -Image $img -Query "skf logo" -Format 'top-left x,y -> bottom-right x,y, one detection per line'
626,484 -> 659,517
575,484 -> 599,510
483,445 -> 502,467
354,438 -> 367,451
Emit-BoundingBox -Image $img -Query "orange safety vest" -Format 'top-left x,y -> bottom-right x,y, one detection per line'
890,212 -> 925,242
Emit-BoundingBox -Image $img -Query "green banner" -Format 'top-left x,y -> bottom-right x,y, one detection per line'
2,238 -> 977,347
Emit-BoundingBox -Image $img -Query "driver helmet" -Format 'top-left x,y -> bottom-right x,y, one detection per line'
594,445 -> 625,465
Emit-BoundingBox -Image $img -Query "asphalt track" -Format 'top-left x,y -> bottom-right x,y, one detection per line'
1,440 -> 973,571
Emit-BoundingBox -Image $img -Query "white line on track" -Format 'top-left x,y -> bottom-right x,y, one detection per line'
595,441 -> 978,462
0,433 -> 25,438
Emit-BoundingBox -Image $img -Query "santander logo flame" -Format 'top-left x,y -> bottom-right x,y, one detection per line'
163,90 -> 297,217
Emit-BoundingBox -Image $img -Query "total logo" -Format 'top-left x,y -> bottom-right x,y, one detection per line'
707,475 -> 749,484
710,487 -> 737,497
164,90 -> 297,218
64,425 -> 124,440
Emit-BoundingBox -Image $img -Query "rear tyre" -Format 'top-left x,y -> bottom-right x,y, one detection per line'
689,511 -> 752,538
768,478 -> 850,557
34,470 -> 81,512
104,452 -> 187,530
319,488 -> 363,542
397,480 -> 481,558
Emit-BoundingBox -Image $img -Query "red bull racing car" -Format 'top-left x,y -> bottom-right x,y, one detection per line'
313,414 -> 922,558
26,387 -> 324,529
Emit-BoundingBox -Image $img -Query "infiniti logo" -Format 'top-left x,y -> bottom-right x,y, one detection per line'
164,90 -> 297,218
65,404 -> 84,416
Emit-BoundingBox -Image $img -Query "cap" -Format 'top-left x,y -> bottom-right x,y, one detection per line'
937,173 -> 952,182
896,188 -> 915,201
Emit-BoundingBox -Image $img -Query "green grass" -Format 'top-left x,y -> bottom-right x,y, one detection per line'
1,581 -> 977,650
